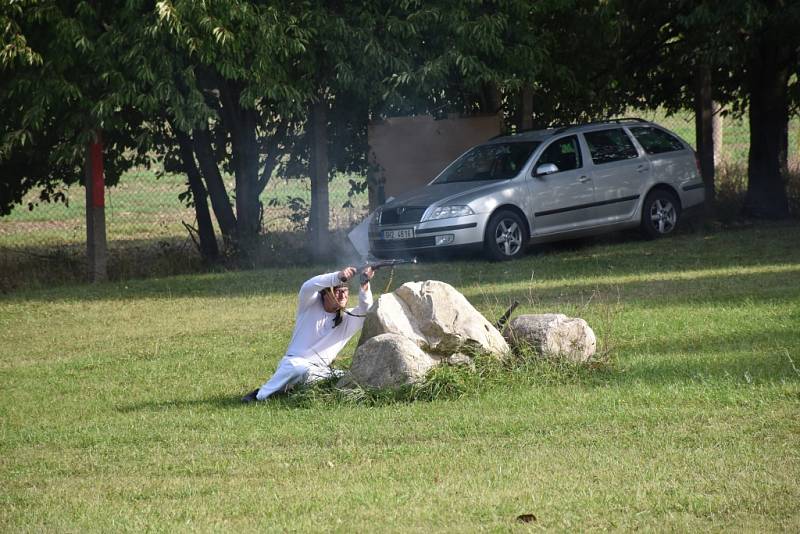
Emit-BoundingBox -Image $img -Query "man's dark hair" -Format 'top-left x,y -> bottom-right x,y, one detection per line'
319,287 -> 345,327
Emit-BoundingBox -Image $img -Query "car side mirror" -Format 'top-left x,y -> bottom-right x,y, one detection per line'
535,163 -> 559,176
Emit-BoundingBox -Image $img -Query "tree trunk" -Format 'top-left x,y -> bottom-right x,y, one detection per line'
479,82 -> 502,115
309,97 -> 330,261
192,126 -> 238,241
176,130 -> 219,262
257,118 -> 289,195
85,132 -> 107,282
516,86 -> 534,132
694,63 -> 715,214
367,148 -> 385,210
218,81 -> 261,250
232,108 -> 262,248
743,32 -> 791,219
778,119 -> 789,177
712,101 -> 724,167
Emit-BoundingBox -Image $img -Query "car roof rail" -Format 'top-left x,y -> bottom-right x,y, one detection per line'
494,117 -> 651,139
488,126 -> 550,140
611,117 -> 650,125
551,117 -> 650,135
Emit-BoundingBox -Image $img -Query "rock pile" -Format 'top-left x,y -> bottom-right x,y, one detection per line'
339,280 -> 508,389
338,281 -> 598,390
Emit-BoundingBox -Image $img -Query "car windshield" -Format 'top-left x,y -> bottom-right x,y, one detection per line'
432,141 -> 540,184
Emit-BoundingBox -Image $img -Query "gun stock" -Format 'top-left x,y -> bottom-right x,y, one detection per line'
495,300 -> 520,331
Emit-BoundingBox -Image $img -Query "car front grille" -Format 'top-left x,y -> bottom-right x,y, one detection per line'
378,207 -> 427,225
371,236 -> 436,251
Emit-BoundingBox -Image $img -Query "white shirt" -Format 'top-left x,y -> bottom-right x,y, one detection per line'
283,271 -> 373,367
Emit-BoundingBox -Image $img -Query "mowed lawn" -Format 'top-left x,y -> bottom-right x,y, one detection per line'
1,223 -> 799,531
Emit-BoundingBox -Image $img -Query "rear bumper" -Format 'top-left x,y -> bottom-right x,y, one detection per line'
678,181 -> 706,222
679,182 -> 705,210
681,200 -> 706,221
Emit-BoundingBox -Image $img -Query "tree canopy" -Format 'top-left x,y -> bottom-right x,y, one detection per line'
0,0 -> 149,215
1,0 -> 797,253
616,0 -> 800,218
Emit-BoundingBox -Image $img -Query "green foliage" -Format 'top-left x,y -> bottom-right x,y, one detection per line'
0,0 -> 149,215
1,1 -> 796,224
616,0 -> 800,114
266,195 -> 309,230
615,0 -> 799,217
381,0 -> 626,125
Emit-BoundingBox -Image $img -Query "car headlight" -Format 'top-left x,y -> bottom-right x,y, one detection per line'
424,205 -> 475,221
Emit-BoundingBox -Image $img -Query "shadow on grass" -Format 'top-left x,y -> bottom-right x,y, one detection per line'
621,328 -> 800,356
603,346 -> 800,385
473,267 -> 800,311
115,390 -> 309,413
121,355 -> 800,412
2,221 -> 799,304
114,345 -> 800,413
115,393 -> 246,413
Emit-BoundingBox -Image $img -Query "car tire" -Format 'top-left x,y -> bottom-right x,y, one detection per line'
640,189 -> 681,239
484,210 -> 528,261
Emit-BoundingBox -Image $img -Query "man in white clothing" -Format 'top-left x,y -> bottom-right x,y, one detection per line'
241,265 -> 375,402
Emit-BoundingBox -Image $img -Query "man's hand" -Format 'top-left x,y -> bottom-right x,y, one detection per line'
338,266 -> 357,283
360,266 -> 375,288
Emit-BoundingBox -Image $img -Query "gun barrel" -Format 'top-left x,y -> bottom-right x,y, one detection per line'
360,257 -> 417,272
358,257 -> 417,285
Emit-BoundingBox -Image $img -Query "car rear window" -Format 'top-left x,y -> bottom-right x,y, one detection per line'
629,126 -> 685,154
583,128 -> 639,164
433,141 -> 540,183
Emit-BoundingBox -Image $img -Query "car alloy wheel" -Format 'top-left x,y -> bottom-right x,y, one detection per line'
485,209 -> 527,260
641,190 -> 681,239
649,198 -> 676,234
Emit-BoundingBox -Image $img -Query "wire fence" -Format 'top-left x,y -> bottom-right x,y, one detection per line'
0,170 -> 370,252
1,111 -> 798,256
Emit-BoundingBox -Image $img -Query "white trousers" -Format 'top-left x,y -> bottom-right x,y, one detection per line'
255,357 -> 342,400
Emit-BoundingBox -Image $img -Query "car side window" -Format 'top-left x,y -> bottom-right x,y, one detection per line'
629,126 -> 684,154
583,128 -> 639,164
535,135 -> 582,173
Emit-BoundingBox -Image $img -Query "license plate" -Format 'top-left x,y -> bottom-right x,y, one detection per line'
382,228 -> 414,240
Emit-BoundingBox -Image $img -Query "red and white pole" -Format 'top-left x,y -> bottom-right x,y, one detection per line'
85,130 -> 107,282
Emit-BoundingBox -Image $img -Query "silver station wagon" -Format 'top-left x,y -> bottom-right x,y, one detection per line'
369,118 -> 705,260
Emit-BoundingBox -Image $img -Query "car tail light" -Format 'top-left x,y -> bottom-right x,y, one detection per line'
694,151 -> 702,174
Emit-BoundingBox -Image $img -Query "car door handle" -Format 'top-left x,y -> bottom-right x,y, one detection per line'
636,164 -> 648,173
578,175 -> 590,183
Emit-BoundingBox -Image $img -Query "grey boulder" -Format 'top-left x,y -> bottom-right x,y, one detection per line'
504,313 -> 596,362
343,333 -> 438,389
357,280 -> 509,357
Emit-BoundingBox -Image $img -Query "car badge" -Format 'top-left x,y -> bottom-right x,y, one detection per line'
396,207 -> 405,215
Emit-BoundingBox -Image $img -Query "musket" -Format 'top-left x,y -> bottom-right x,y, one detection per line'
358,257 -> 417,284
495,300 -> 520,331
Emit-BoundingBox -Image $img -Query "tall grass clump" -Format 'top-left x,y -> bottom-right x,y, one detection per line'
408,348 -> 606,402
272,345 -> 613,408
715,160 -> 800,222
276,376 -> 419,408
786,161 -> 800,215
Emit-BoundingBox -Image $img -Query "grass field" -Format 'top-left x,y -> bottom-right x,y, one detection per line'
1,222 -> 799,531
